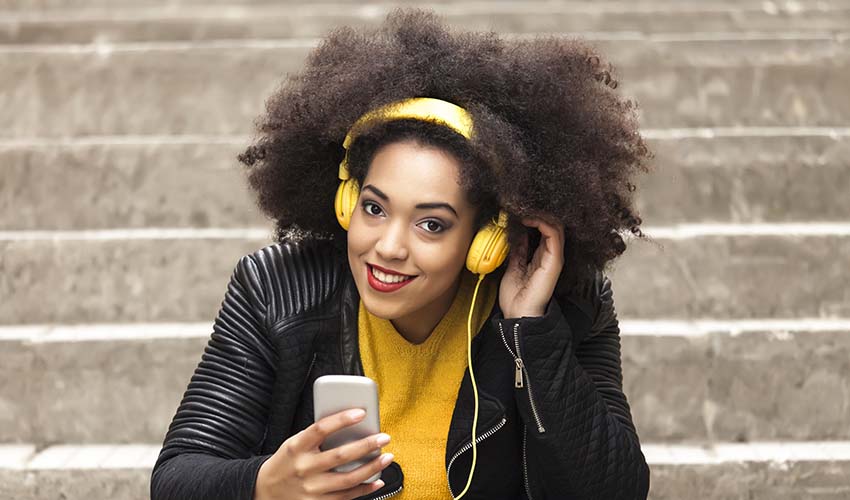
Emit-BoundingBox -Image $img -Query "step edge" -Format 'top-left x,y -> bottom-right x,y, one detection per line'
2,318 -> 850,342
6,441 -> 850,469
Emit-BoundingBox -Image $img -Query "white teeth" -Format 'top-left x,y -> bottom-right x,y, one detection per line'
371,266 -> 413,284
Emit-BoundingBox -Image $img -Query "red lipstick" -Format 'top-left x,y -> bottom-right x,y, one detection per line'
366,264 -> 417,293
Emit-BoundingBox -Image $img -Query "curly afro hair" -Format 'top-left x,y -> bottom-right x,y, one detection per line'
238,7 -> 654,294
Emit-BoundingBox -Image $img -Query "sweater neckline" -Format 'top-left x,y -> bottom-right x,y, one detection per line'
360,269 -> 496,354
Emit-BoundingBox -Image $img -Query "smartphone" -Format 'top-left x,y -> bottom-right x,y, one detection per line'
313,375 -> 382,483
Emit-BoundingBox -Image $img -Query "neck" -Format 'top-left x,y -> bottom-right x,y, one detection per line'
390,272 -> 464,345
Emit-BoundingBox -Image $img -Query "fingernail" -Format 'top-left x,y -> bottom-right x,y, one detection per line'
374,480 -> 385,489
380,453 -> 394,465
376,433 -> 391,446
347,409 -> 366,420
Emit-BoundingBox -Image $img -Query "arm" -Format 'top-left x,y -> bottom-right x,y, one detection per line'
492,272 -> 650,500
150,253 -> 277,500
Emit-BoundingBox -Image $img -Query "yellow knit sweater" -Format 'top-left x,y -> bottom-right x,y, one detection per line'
358,268 -> 499,499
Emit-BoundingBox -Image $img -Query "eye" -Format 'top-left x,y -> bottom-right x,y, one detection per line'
418,219 -> 446,234
361,200 -> 384,217
362,200 -> 446,234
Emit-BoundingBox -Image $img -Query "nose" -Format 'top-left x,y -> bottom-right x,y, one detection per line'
374,219 -> 409,261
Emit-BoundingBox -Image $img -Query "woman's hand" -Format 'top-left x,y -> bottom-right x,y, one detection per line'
254,409 -> 394,500
499,215 -> 565,319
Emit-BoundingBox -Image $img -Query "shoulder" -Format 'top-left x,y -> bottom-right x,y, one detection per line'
560,269 -> 617,339
237,235 -> 348,319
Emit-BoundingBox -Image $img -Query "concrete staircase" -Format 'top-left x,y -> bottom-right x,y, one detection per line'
2,1 -> 850,498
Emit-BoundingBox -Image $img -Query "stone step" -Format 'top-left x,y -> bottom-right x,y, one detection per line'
0,0 -> 518,8
2,0 -> 846,10
4,2 -> 850,44
3,130 -> 848,231
2,442 -> 850,500
2,318 -> 849,445
2,36 -> 848,137
0,230 -> 270,325
2,229 -> 848,324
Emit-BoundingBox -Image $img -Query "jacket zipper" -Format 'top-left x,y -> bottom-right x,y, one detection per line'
499,322 -> 546,434
445,416 -> 508,498
522,424 -> 534,500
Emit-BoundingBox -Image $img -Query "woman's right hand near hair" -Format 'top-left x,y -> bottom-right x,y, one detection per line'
253,408 -> 394,500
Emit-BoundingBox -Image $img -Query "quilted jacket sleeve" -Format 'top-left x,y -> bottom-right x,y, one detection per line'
150,253 -> 278,500
492,272 -> 650,500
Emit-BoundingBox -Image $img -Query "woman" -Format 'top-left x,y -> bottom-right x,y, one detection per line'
151,8 -> 653,500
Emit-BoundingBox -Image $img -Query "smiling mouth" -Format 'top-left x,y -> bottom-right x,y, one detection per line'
368,264 -> 417,284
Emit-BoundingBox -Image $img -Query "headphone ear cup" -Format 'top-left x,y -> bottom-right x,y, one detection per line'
334,179 -> 360,231
466,220 -> 510,276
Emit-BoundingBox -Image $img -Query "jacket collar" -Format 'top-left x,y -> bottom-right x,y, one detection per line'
339,267 -> 365,376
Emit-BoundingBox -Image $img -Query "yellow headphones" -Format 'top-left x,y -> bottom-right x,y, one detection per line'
335,97 -> 509,498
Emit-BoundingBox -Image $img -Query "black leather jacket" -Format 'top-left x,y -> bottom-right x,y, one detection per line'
150,238 -> 650,500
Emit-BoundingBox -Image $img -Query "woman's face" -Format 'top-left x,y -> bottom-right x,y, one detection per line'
347,139 -> 479,323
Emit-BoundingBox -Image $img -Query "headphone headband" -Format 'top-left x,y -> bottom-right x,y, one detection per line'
338,97 -> 474,180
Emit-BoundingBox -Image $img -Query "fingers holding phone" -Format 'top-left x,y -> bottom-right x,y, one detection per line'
311,411 -> 393,477
254,408 -> 393,500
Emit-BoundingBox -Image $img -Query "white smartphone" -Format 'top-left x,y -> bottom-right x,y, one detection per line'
313,375 -> 382,484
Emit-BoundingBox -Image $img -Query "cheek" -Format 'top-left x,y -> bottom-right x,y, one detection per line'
416,238 -> 468,274
346,213 -> 370,253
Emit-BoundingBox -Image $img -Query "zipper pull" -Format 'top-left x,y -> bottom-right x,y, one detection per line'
515,358 -> 524,388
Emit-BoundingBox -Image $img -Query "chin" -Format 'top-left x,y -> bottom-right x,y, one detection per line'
360,294 -> 406,320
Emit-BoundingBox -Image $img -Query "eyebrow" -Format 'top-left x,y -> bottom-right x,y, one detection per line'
362,184 -> 459,218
